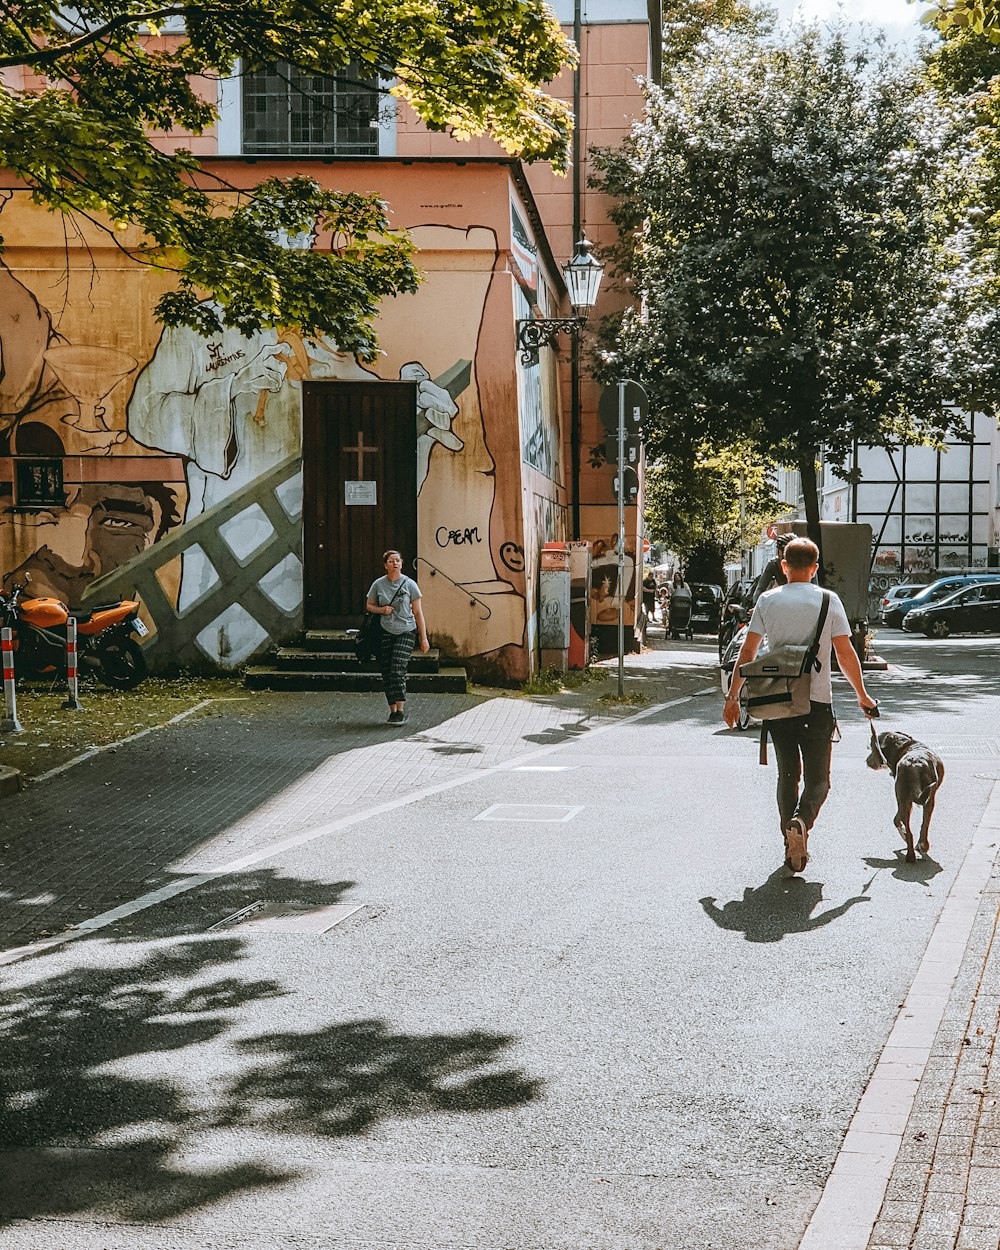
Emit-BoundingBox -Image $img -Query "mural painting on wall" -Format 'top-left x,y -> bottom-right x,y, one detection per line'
590,537 -> 637,628
0,235 -> 186,615
406,224 -> 526,660
0,205 -> 526,668
512,205 -> 561,485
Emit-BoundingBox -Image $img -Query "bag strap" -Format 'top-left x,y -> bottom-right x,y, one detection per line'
804,590 -> 831,673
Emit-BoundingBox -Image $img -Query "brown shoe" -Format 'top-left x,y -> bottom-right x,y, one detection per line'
784,817 -> 809,874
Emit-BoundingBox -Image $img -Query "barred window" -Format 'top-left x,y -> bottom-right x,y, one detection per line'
242,61 -> 379,156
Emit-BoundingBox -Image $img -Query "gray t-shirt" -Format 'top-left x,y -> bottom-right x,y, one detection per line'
367,574 -> 421,636
748,582 -> 851,704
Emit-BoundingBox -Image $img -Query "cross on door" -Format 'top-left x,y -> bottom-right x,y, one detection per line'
343,431 -> 379,478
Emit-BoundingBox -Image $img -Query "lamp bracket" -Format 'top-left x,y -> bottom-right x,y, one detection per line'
516,317 -> 585,366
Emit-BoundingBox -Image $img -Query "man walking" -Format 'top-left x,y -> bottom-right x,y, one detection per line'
722,538 -> 878,873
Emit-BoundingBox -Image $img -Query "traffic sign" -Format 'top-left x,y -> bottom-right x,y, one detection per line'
642,538 -> 651,555
598,380 -> 647,437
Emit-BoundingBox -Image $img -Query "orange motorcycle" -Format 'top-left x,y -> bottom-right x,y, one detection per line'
0,578 -> 148,690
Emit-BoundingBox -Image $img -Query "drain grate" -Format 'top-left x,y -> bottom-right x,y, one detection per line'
922,738 -> 1000,758
475,803 -> 583,823
210,901 -> 363,934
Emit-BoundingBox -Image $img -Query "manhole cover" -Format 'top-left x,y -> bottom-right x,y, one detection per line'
210,902 -> 363,933
922,738 -> 1000,758
474,803 -> 583,823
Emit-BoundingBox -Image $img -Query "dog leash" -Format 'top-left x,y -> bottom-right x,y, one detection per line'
867,702 -> 885,767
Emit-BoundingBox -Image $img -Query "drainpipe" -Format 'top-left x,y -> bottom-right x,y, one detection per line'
570,0 -> 582,539
647,0 -> 662,85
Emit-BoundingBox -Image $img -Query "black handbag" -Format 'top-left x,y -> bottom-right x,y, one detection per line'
355,584 -> 404,664
354,612 -> 381,664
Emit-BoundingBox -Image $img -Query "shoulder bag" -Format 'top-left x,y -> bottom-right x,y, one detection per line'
355,582 -> 405,664
739,590 -> 831,721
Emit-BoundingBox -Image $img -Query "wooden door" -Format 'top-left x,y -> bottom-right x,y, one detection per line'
302,380 -> 417,628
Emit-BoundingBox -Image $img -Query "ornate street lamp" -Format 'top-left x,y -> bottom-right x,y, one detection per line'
516,237 -> 605,366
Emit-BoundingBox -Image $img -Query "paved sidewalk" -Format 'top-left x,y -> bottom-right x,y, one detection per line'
867,795 -> 1000,1250
0,645 -> 715,949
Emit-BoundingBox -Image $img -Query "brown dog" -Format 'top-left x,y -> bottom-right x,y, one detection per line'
867,730 -> 945,863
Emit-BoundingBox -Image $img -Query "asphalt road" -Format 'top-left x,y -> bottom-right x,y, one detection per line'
1,633 -> 998,1250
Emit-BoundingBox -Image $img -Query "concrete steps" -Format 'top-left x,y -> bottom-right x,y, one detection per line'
244,630 -> 468,693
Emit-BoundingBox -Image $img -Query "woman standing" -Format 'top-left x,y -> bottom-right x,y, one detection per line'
366,550 -> 430,725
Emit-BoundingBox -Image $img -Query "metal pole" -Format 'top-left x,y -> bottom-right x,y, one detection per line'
62,616 -> 83,711
739,470 -> 746,579
1,626 -> 23,734
618,380 -> 626,697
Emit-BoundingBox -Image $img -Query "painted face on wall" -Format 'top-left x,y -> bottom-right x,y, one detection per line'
1,482 -> 173,605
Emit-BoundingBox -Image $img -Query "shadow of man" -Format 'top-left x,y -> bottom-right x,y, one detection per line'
700,867 -> 870,943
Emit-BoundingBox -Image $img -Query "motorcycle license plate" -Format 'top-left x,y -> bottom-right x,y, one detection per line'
132,617 -> 149,638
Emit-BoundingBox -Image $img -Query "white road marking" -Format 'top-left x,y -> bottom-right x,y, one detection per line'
0,687 -> 717,967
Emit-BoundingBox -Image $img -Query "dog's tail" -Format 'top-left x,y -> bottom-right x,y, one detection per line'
917,769 -> 944,806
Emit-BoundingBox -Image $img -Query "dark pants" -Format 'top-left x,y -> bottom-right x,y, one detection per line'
379,629 -> 416,705
768,701 -> 835,835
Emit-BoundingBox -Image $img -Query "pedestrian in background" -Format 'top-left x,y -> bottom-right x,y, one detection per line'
366,550 -> 429,725
642,571 -> 658,622
722,537 -> 877,873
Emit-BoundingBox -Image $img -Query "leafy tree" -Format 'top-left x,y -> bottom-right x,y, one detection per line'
927,0 -> 1000,40
644,442 -> 782,562
593,23 -> 1000,544
0,1 -> 575,350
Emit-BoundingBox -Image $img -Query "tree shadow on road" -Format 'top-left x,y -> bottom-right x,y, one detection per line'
0,874 -> 541,1229
700,867 -> 870,943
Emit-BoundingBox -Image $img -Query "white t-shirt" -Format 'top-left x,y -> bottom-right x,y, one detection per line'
748,582 -> 851,704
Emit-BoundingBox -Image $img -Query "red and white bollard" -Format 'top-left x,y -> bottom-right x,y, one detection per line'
1,626 -> 23,734
61,616 -> 83,711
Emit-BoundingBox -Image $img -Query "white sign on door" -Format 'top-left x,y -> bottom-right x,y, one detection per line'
345,480 -> 377,506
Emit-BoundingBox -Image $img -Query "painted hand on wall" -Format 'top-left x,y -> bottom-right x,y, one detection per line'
400,361 -> 463,491
235,343 -> 290,396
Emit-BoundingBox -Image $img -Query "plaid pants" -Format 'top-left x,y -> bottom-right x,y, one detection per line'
380,629 -> 416,704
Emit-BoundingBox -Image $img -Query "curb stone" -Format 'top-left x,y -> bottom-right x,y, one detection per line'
0,765 -> 22,796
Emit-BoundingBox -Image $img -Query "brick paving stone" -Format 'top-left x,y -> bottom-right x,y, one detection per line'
923,1189 -> 966,1214
914,1225 -> 961,1250
967,1167 -> 1000,1205
963,1205 -> 1000,1229
871,1220 -> 920,1245
927,1165 -> 970,1193
885,1165 -> 932,1201
957,1229 -> 1000,1250
879,1199 -> 922,1222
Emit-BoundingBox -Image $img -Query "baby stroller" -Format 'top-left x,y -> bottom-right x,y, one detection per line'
719,623 -> 757,731
668,592 -> 693,640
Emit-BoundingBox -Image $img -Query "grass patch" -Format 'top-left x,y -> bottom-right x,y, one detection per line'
562,667 -> 609,689
520,667 -> 565,696
598,691 -> 650,708
520,666 -> 609,697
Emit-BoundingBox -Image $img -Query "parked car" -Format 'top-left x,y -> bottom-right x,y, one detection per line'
878,584 -> 923,625
690,583 -> 723,634
881,574 -> 1000,628
902,581 -> 1000,638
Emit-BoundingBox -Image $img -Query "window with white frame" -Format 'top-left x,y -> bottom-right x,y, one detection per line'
241,61 -> 379,155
